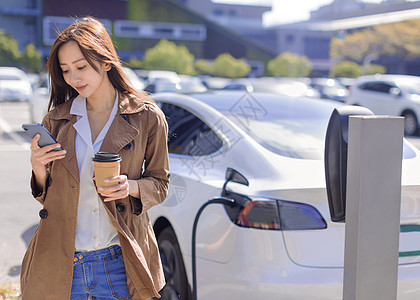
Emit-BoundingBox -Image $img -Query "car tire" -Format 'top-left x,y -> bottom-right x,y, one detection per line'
403,111 -> 419,136
156,227 -> 191,300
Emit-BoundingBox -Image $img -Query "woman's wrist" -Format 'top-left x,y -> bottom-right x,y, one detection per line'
32,166 -> 48,190
128,179 -> 139,199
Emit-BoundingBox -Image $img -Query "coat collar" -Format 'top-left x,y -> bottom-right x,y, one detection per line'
49,92 -> 147,121
50,92 -> 144,183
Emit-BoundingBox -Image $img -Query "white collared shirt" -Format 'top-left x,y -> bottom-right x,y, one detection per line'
70,94 -> 120,251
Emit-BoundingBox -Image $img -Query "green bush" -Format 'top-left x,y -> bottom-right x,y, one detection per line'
330,61 -> 362,78
267,52 -> 312,77
126,57 -> 142,69
330,60 -> 386,77
142,39 -> 196,75
195,58 -> 214,75
19,44 -> 42,73
0,29 -> 20,66
211,53 -> 251,78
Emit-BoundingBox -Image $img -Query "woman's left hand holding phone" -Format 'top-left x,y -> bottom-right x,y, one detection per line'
30,134 -> 67,191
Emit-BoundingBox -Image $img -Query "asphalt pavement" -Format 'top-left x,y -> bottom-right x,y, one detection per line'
0,101 -> 420,290
0,102 -> 39,290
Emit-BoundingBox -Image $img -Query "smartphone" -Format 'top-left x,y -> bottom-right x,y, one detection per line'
22,123 -> 63,151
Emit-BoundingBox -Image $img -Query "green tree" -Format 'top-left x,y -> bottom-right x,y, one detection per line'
126,57 -> 142,69
142,39 -> 196,75
19,44 -> 42,73
0,29 -> 20,66
330,61 -> 362,78
267,52 -> 312,77
211,53 -> 250,78
330,30 -> 376,62
331,60 -> 386,77
330,20 -> 420,64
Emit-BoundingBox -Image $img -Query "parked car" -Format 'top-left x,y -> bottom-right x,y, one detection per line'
148,91 -> 420,299
29,73 -> 49,123
310,78 -> 349,102
345,74 -> 420,136
200,76 -> 232,91
123,67 -> 145,92
137,69 -> 180,85
222,78 -> 320,98
0,67 -> 33,102
144,75 -> 207,94
336,77 -> 355,90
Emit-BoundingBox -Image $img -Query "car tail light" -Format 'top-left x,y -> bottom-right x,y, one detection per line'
224,196 -> 327,231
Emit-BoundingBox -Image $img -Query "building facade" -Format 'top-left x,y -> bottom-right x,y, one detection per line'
178,0 -> 277,52
271,0 -> 420,76
0,0 -> 276,76
2,0 -> 420,76
0,0 -> 42,49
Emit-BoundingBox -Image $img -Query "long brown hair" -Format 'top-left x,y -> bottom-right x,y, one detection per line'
46,16 -> 146,111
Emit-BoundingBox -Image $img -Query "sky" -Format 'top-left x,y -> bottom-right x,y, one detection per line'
213,0 -> 383,26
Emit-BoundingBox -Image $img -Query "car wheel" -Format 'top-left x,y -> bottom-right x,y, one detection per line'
157,227 -> 191,300
403,111 -> 419,136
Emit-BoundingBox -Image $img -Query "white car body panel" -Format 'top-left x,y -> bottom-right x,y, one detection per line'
147,91 -> 420,299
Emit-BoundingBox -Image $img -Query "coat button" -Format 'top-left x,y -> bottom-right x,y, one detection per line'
123,142 -> 132,150
39,209 -> 48,219
116,203 -> 126,212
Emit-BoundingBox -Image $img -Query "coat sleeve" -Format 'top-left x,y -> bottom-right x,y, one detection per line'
29,115 -> 53,205
132,104 -> 169,215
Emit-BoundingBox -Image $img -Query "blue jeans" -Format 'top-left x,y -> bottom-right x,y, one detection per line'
71,245 -> 131,300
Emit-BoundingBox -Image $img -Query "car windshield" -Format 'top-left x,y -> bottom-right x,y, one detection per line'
228,114 -> 328,159
197,93 -> 338,159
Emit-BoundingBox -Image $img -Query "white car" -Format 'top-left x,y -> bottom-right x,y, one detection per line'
148,91 -> 420,300
122,67 -> 145,92
0,67 -> 32,102
310,78 -> 349,102
29,73 -> 49,123
222,78 -> 321,99
346,74 -> 420,136
144,75 -> 208,94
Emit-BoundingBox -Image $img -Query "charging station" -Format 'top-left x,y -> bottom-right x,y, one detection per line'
325,107 -> 404,300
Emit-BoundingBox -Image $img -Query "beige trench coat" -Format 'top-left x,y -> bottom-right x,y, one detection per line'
20,93 -> 169,300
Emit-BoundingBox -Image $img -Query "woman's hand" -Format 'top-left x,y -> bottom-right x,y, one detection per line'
98,175 -> 139,202
30,134 -> 66,189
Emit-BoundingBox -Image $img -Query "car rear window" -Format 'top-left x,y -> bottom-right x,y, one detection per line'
209,94 -> 337,159
197,92 -> 417,160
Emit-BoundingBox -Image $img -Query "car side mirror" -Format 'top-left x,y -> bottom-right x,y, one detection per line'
324,106 -> 373,222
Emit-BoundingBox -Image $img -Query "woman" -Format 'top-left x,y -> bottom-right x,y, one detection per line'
21,17 -> 169,300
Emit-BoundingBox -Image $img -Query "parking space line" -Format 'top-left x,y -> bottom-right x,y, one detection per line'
0,115 -> 30,150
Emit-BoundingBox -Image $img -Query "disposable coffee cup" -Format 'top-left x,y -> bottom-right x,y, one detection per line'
92,152 -> 122,189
